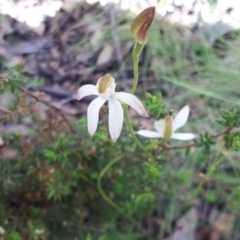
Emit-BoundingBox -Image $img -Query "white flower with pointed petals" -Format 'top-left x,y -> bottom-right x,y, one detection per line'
77,73 -> 148,142
136,105 -> 197,141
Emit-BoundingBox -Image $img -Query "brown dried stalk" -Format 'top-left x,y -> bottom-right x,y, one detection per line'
18,86 -> 75,134
161,126 -> 234,152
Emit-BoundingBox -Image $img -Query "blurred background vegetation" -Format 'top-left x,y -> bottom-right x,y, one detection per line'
1,0 -> 240,239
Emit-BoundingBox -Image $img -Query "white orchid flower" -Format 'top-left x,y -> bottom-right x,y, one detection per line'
136,105 -> 197,141
77,73 -> 148,142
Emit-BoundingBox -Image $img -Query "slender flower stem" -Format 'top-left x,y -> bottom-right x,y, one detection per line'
183,152 -> 225,209
97,155 -> 125,213
121,41 -> 147,153
195,152 -> 225,196
130,42 -> 144,94
124,105 -> 146,152
124,105 -> 158,163
97,152 -> 138,225
124,41 -> 147,152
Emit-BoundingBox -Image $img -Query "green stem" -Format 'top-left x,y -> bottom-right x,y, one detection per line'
195,152 -> 225,197
97,156 -> 124,213
124,105 -> 146,152
97,152 -> 138,225
97,40 -> 147,220
130,42 -> 144,94
123,41 -> 147,153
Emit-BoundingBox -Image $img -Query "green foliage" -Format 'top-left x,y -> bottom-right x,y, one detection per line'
3,63 -> 27,93
223,133 -> 240,151
217,108 -> 240,128
44,135 -> 70,166
4,77 -> 26,93
87,234 -> 106,240
206,192 -> 217,203
198,132 -> 216,151
144,159 -> 162,182
98,236 -> 106,240
175,169 -> 193,185
134,192 -> 155,208
7,231 -> 23,240
87,234 -> 92,240
2,3 -> 240,239
145,92 -> 166,119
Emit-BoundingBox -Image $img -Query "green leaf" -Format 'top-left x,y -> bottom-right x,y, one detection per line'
5,78 -> 26,93
86,234 -> 92,240
223,133 -> 240,151
145,92 -> 166,119
217,107 -> 240,127
144,160 -> 161,182
98,236 -> 106,240
7,231 -> 23,240
47,190 -> 56,200
135,192 -> 155,207
198,132 -> 216,151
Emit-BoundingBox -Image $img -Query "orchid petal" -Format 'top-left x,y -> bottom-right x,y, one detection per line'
77,84 -> 98,100
172,133 -> 197,140
174,105 -> 190,131
87,97 -> 106,136
108,97 -> 124,142
136,130 -> 162,138
114,92 -> 148,117
154,119 -> 164,134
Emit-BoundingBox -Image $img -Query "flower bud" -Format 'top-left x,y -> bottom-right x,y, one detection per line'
130,6 -> 155,44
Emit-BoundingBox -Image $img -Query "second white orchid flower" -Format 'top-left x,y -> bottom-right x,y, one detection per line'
136,105 -> 197,141
77,73 -> 148,142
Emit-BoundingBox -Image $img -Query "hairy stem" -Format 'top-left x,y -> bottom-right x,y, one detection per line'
130,42 -> 144,94
97,155 -> 123,213
124,41 -> 147,152
97,152 -> 138,225
124,105 -> 146,152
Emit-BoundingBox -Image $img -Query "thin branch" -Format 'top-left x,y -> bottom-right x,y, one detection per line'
162,126 -> 234,151
18,86 -> 76,134
0,107 -> 11,114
